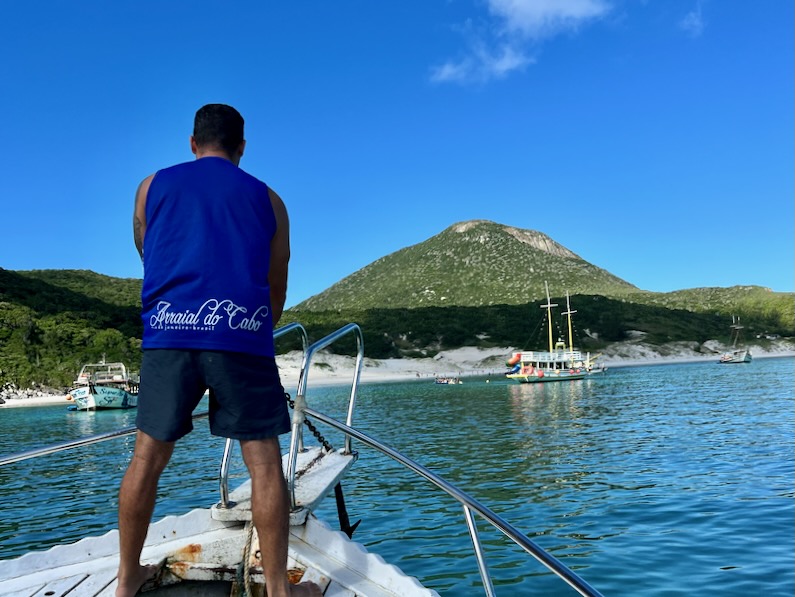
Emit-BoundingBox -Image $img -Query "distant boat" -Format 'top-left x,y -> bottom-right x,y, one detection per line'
718,316 -> 752,364
506,283 -> 605,383
67,361 -> 139,410
435,376 -> 462,384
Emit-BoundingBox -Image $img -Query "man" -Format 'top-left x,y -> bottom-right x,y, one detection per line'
117,104 -> 320,597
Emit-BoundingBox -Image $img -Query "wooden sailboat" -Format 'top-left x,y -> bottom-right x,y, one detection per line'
719,316 -> 752,364
505,282 -> 604,383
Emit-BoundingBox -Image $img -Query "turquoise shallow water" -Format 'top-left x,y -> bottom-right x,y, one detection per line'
1,357 -> 793,596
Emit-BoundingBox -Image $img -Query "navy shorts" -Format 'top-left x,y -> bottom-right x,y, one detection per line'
136,349 -> 291,442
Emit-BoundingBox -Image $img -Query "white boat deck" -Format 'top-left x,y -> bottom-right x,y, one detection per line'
0,446 -> 438,597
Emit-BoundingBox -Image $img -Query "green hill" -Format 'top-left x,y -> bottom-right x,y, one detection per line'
1,220 -> 792,386
296,220 -> 637,310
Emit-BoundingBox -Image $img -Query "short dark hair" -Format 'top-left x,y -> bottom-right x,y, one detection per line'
193,104 -> 245,155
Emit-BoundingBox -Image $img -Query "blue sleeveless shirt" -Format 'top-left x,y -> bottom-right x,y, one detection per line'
141,157 -> 277,357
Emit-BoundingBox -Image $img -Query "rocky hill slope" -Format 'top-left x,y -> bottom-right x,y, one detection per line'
296,220 -> 636,310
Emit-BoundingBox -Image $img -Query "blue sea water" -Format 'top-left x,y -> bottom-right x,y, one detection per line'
0,357 -> 793,596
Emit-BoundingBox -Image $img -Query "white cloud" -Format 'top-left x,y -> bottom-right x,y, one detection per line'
679,2 -> 705,38
432,0 -> 611,84
488,0 -> 611,39
431,40 -> 535,84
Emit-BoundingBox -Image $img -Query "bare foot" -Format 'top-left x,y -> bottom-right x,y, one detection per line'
116,563 -> 159,597
290,581 -> 323,596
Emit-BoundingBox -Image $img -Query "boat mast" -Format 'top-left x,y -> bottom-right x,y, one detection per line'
731,315 -> 743,348
562,291 -> 576,353
541,281 -> 558,353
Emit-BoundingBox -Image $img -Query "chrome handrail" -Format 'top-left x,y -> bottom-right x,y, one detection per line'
218,322 -> 309,508
302,406 -> 604,597
0,410 -> 210,468
286,323 -> 363,510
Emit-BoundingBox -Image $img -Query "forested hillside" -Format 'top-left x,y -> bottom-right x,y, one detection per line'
0,268 -> 142,388
1,265 -> 792,388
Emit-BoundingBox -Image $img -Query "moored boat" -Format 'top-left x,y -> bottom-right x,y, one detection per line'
0,323 -> 603,597
506,283 -> 604,384
718,316 -> 752,364
434,376 -> 462,384
719,349 -> 752,364
68,361 -> 139,410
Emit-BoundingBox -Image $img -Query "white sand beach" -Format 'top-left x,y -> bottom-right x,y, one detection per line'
0,394 -> 75,408
275,339 -> 795,388
2,339 -> 793,408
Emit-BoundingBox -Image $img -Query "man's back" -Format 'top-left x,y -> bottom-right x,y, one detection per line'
141,156 -> 277,356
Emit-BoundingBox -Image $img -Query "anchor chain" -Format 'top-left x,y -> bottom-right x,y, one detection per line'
285,391 -> 334,452
285,393 -> 361,540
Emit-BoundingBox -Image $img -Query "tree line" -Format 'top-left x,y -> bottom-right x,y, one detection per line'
1,268 -> 792,388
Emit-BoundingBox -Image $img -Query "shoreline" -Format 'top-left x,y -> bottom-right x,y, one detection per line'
276,348 -> 795,388
2,345 -> 793,409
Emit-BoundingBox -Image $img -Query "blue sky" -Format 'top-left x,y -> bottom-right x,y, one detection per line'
1,1 -> 792,308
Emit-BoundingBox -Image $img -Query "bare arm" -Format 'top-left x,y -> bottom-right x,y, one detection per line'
133,175 -> 154,259
268,187 -> 290,327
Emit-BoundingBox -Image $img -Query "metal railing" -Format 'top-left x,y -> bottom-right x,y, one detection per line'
278,322 -> 601,596
515,350 -> 586,363
0,410 -> 210,467
218,322 -> 309,508
286,323 -> 363,509
301,406 -> 604,597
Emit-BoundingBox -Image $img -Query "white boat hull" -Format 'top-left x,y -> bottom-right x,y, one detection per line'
719,350 -> 752,364
0,448 -> 438,597
70,385 -> 138,410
